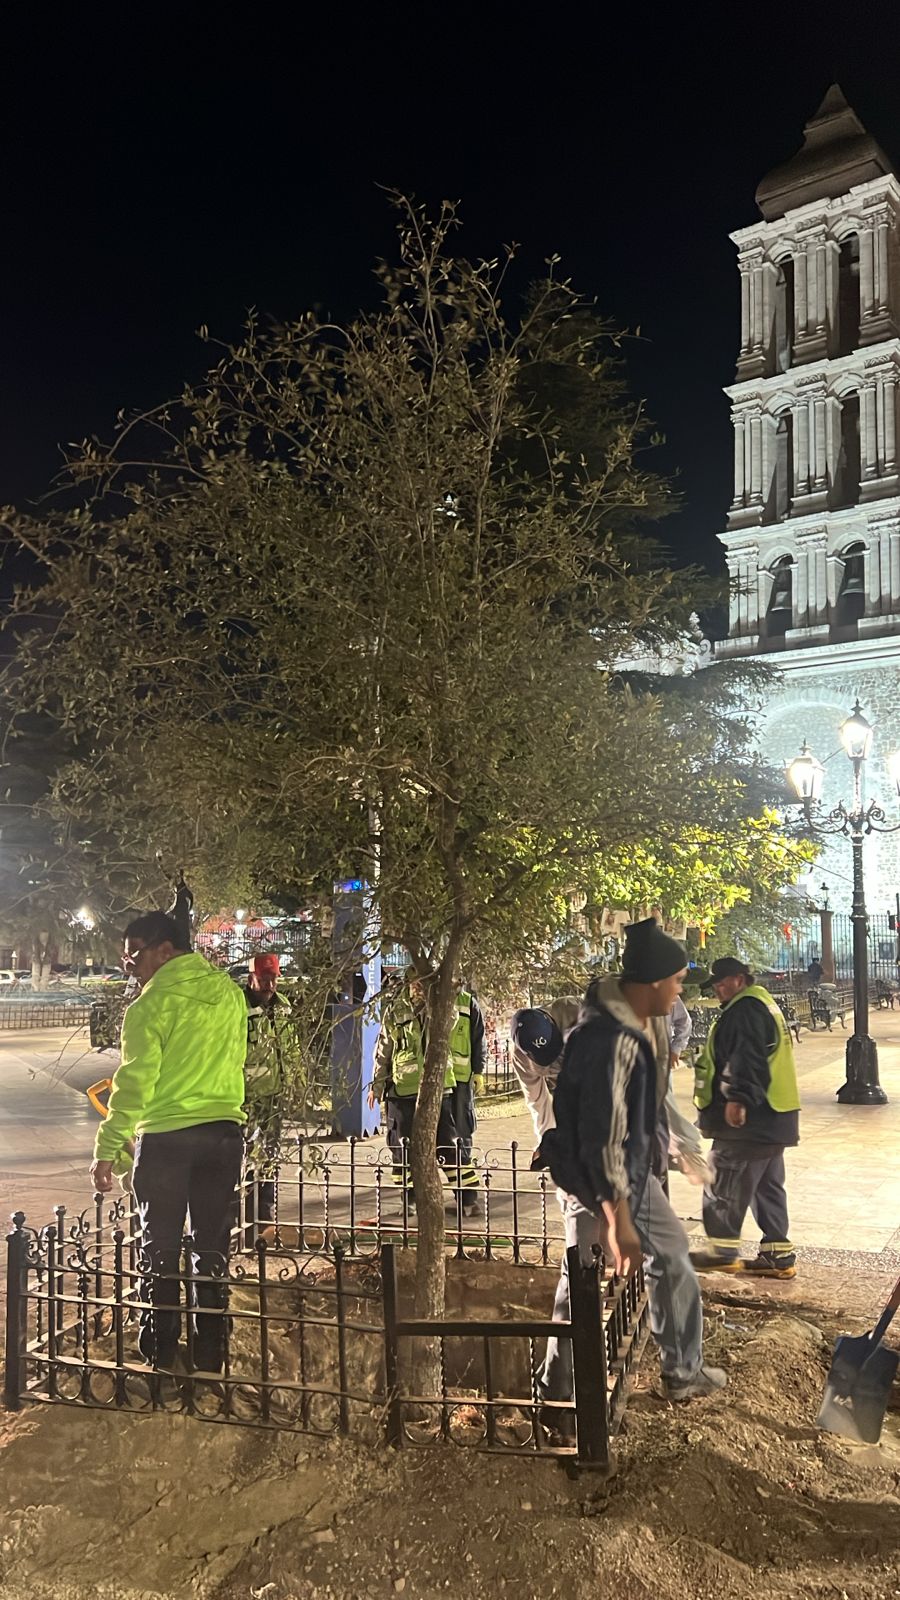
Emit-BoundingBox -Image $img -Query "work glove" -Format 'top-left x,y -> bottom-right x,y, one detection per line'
472,1074 -> 485,1096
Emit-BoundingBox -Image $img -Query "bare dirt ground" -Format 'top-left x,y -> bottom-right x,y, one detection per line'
1,1266 -> 899,1600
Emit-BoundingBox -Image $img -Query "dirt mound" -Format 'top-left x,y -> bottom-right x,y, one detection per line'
0,1289 -> 899,1600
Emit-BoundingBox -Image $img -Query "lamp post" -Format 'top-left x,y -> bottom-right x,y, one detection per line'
786,701 -> 900,1106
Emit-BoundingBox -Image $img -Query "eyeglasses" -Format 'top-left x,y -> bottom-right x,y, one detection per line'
122,940 -> 160,969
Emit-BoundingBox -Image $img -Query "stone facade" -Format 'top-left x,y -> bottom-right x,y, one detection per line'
713,87 -> 900,914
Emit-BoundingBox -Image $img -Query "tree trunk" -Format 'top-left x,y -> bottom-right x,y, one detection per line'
408,946 -> 460,1401
31,932 -> 52,991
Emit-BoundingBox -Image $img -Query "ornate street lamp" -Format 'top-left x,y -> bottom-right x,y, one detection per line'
786,701 -> 900,1105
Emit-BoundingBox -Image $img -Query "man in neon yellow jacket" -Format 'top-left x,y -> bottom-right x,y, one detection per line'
90,910 -> 247,1372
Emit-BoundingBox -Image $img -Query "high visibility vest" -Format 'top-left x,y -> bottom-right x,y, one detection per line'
694,984 -> 800,1113
388,991 -> 472,1098
244,992 -> 291,1103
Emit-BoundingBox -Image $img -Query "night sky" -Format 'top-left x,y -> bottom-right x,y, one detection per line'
6,8 -> 900,608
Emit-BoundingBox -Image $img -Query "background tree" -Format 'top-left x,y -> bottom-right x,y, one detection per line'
1,201 -> 805,1329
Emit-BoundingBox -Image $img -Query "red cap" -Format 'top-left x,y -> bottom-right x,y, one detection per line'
250,953 -> 280,978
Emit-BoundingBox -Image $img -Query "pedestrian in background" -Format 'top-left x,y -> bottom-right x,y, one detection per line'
665,996 -> 711,1187
368,975 -> 482,1213
241,952 -> 293,1230
510,998 -> 580,1143
691,957 -> 800,1279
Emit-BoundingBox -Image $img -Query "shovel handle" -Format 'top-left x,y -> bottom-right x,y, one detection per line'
870,1272 -> 900,1348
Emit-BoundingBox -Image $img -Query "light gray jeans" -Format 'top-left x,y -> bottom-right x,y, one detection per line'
538,1176 -> 704,1397
665,1082 -> 703,1158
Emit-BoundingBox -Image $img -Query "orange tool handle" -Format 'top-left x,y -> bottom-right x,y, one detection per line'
86,1078 -> 113,1118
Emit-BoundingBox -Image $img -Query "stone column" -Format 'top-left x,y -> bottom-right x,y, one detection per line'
884,375 -> 898,475
795,402 -> 810,496
794,231 -> 830,361
876,222 -> 890,315
794,247 -> 808,345
798,532 -> 828,626
819,909 -> 835,983
740,270 -> 751,355
865,540 -> 880,616
823,237 -> 840,355
726,553 -> 742,634
880,523 -> 892,602
732,416 -> 746,506
825,395 -> 841,500
749,413 -> 764,507
860,226 -> 876,323
814,240 -> 828,335
891,525 -> 900,611
813,396 -> 828,490
861,384 -> 879,486
746,267 -> 759,355
794,546 -> 809,627
744,552 -> 760,633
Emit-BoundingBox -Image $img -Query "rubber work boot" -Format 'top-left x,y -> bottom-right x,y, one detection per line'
745,1251 -> 796,1279
690,1250 -> 745,1274
662,1364 -> 728,1402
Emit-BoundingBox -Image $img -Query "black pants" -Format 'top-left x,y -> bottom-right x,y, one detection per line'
450,1078 -> 477,1176
702,1140 -> 794,1265
385,1093 -> 479,1194
131,1121 -> 243,1370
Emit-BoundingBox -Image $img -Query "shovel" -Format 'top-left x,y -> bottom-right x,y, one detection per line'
817,1272 -> 900,1444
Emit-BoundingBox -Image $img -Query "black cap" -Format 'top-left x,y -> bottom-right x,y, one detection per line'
702,956 -> 752,989
511,1008 -> 563,1067
620,919 -> 687,984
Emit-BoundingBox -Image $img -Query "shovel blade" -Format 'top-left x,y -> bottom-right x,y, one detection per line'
817,1336 -> 899,1444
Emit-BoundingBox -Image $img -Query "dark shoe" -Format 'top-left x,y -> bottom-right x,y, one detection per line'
537,1403 -> 576,1444
189,1353 -> 225,1377
690,1250 -> 744,1275
662,1364 -> 728,1402
461,1195 -> 480,1217
745,1252 -> 796,1279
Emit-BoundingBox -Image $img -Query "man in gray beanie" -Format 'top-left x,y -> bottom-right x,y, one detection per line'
537,919 -> 726,1407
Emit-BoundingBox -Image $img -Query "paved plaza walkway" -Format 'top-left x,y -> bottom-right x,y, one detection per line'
1,1006 -> 899,1264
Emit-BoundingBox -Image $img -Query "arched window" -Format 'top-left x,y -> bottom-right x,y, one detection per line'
834,541 -> 866,629
837,235 -> 860,356
773,256 -> 794,373
834,393 -> 860,508
765,409 -> 794,522
766,556 -> 793,639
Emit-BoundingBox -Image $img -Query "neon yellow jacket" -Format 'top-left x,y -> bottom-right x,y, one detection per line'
94,953 -> 247,1163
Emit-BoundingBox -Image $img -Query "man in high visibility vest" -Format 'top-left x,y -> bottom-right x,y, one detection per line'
691,956 -> 800,1279
368,975 -> 482,1213
241,953 -> 293,1227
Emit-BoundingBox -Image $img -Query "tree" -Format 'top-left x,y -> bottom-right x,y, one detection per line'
1,200 -> 803,1332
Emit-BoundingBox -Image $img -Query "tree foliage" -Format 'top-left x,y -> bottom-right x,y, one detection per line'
1,200 -> 806,1320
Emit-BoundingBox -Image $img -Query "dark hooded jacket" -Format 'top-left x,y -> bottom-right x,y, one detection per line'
536,977 -> 668,1214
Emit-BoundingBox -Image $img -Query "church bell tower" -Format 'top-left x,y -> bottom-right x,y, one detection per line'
714,86 -> 900,916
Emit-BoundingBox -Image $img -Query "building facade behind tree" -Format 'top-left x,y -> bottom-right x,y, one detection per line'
714,84 -> 900,915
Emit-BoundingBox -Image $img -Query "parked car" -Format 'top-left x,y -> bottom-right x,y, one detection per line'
0,970 -> 21,989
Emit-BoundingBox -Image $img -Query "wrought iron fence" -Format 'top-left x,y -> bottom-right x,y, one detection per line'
762,911 -> 899,984
4,1190 -> 648,1472
0,999 -> 93,1030
483,1035 -> 516,1096
239,1136 -> 564,1265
